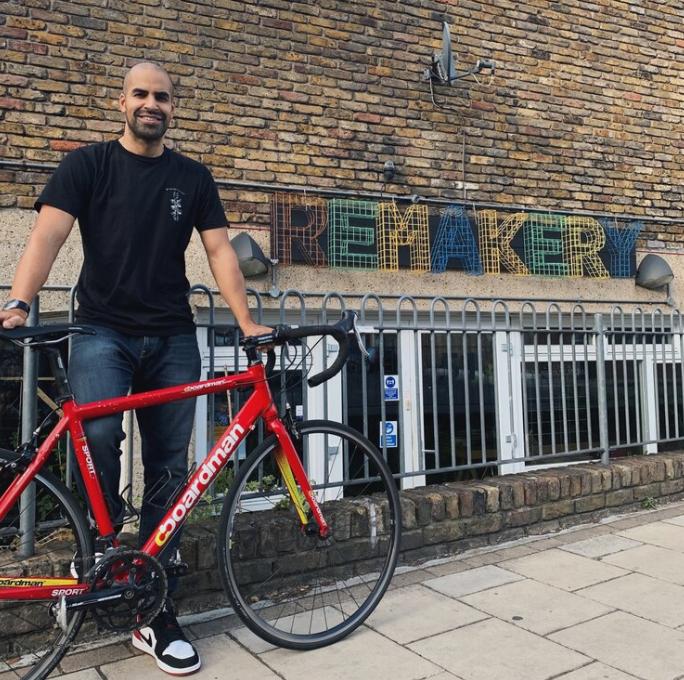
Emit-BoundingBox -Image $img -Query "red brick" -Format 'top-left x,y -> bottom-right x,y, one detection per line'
354,112 -> 382,124
7,40 -> 48,55
0,97 -> 25,110
49,140 -> 87,152
0,27 -> 28,39
471,100 -> 496,112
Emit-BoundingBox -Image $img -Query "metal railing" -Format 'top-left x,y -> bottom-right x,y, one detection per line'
2,287 -> 682,517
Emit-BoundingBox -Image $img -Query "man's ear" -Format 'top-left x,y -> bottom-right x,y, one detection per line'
118,92 -> 126,112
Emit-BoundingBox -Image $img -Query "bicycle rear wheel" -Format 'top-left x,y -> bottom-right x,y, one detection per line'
218,419 -> 400,649
0,450 -> 93,680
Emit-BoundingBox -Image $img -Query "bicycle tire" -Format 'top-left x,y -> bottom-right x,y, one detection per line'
218,419 -> 401,649
0,450 -> 94,680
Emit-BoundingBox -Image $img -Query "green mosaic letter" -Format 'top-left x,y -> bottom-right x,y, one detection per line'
523,214 -> 569,277
327,199 -> 379,270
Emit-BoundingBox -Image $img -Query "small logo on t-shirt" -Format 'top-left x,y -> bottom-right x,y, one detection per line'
166,187 -> 185,222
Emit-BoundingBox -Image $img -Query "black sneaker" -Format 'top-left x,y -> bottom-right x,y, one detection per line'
132,599 -> 201,676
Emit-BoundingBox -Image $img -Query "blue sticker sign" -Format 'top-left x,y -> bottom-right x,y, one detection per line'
380,420 -> 397,448
384,374 -> 399,401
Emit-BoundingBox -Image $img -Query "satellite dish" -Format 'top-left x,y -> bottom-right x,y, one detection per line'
432,22 -> 457,85
428,21 -> 495,85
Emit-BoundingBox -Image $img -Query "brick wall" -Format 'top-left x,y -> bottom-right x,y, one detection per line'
171,451 -> 684,614
0,0 -> 682,240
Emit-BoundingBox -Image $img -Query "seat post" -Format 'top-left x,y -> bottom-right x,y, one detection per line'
45,347 -> 73,403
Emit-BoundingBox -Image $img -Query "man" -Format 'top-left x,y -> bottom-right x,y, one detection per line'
0,62 -> 271,676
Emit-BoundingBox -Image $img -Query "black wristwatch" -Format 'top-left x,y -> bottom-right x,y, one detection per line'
2,299 -> 31,315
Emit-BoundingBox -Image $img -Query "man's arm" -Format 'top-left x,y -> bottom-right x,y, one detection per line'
199,227 -> 272,337
1,205 -> 76,328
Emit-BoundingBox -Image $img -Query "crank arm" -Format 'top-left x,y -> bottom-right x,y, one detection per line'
52,586 -> 133,631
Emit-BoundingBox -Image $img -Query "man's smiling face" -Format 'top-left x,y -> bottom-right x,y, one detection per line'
119,63 -> 175,142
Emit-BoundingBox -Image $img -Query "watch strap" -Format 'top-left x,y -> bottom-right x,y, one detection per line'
2,299 -> 31,315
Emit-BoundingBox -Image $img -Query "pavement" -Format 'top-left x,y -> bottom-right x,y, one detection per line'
8,500 -> 684,680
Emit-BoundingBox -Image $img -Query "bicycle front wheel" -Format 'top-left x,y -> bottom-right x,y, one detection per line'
0,451 -> 93,680
218,419 -> 401,650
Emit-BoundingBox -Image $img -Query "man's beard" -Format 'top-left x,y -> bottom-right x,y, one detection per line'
127,110 -> 169,141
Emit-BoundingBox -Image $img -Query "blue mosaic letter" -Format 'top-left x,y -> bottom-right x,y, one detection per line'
601,220 -> 643,278
430,205 -> 482,274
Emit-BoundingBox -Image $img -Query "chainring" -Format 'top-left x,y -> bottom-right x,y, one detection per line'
87,548 -> 168,632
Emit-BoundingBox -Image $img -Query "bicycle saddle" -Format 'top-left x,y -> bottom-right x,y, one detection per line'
0,324 -> 97,346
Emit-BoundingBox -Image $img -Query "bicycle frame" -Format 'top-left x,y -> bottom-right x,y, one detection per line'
0,361 -> 328,602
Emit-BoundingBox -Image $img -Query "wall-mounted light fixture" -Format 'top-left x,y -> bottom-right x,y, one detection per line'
635,254 -> 674,306
230,231 -> 280,297
383,160 -> 396,182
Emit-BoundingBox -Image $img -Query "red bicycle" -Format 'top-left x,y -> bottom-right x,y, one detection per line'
0,312 -> 401,680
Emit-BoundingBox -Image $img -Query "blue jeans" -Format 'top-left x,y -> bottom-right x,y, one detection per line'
69,326 -> 201,574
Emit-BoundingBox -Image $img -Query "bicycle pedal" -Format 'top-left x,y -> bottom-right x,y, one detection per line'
52,596 -> 68,633
165,561 -> 189,578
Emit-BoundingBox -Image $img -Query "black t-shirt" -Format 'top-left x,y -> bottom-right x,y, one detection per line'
36,140 -> 227,335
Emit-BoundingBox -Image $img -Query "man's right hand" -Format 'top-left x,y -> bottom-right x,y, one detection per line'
1,310 -> 28,329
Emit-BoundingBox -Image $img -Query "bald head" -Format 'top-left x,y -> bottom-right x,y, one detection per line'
119,62 -> 175,151
123,62 -> 174,98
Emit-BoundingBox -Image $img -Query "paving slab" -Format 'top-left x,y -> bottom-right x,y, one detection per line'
408,617 -> 589,680
552,525 -> 614,544
458,544 -> 538,567
461,578 -> 612,635
261,625 -> 440,680
388,567 -> 442,588
230,625 -> 276,655
642,504 -> 684,522
577,572 -> 684,628
602,544 -> 684,586
560,534 -> 642,558
99,635 -> 278,680
187,613 -> 242,639
228,605 -> 344,654
500,548 -> 628,591
422,565 -> 523,598
422,559 -> 474,577
616,521 -> 684,552
354,583 -> 487,644
605,515 -> 658,531
54,671 -> 103,680
529,536 -> 565,549
59,643 -> 132,675
555,662 -> 640,679
550,611 -> 684,680
0,671 -> 20,680
662,514 -> 684,527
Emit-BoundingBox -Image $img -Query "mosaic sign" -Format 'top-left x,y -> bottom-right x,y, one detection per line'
271,193 -> 644,278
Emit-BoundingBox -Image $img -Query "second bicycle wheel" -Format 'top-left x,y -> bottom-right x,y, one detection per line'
0,450 -> 94,680
218,419 -> 400,649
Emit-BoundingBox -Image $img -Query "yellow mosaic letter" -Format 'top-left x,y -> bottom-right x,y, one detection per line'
377,202 -> 430,273
562,216 -> 609,278
477,210 -> 529,275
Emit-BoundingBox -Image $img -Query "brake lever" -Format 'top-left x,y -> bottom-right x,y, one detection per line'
349,313 -> 370,359
265,349 -> 276,375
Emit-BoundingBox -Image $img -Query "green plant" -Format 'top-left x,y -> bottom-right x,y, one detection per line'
213,465 -> 235,495
641,496 -> 657,510
187,499 -> 221,524
245,474 -> 277,493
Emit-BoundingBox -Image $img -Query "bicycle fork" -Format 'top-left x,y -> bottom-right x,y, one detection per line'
268,414 -> 330,539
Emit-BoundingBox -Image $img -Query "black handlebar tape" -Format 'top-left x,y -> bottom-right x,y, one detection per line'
275,322 -> 350,387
